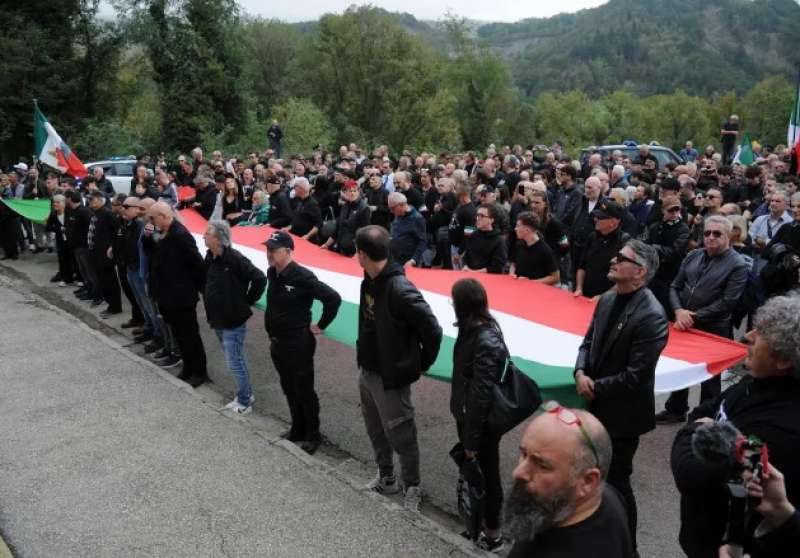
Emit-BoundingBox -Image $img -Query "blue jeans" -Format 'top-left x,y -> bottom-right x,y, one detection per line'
126,270 -> 161,338
215,324 -> 252,406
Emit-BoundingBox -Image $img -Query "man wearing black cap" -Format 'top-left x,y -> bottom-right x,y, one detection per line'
263,231 -> 341,454
87,190 -> 122,315
574,200 -> 631,298
644,192 -> 689,320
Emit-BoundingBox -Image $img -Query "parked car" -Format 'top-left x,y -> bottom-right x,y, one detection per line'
85,157 -> 138,194
581,142 -> 684,169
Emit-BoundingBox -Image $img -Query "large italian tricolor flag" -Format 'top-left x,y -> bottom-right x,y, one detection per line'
181,210 -> 746,406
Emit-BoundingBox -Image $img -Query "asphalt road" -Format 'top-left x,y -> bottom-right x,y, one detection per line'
0,251 -> 702,557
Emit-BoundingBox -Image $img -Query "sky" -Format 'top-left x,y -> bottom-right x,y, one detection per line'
235,0 -> 609,23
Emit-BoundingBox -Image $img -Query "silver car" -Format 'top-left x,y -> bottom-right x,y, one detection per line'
85,158 -> 138,194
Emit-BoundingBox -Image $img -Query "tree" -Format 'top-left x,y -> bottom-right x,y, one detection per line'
740,76 -> 795,147
269,98 -> 334,156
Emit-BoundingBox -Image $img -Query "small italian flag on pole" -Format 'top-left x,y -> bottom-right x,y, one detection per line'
732,131 -> 755,166
789,70 -> 800,175
33,100 -> 88,178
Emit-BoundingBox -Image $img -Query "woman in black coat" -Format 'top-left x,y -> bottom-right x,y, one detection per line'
321,181 -> 371,256
450,278 -> 508,552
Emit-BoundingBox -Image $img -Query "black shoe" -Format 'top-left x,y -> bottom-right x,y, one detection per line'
131,327 -> 145,336
74,288 -> 88,296
299,439 -> 321,455
186,375 -> 210,388
120,319 -> 143,329
156,355 -> 181,368
77,293 -> 93,301
143,340 -> 163,354
33,246 -> 45,254
655,410 -> 687,425
152,347 -> 170,359
90,299 -> 103,307
133,333 -> 153,344
279,429 -> 303,442
50,273 -> 62,283
100,308 -> 122,318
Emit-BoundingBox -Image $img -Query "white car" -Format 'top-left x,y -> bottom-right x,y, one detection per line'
85,158 -> 138,194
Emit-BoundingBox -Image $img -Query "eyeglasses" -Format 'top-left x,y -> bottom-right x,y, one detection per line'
666,206 -> 682,213
540,401 -> 600,469
614,252 -> 643,266
703,230 -> 724,238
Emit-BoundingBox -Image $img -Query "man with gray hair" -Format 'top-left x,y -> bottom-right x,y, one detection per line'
574,239 -> 668,554
504,406 -> 633,557
287,177 -> 321,242
388,191 -> 427,267
657,214 -> 748,423
202,220 -> 267,414
671,292 -> 800,558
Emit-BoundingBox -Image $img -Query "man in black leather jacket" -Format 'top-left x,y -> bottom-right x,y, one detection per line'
657,215 -> 749,423
574,239 -> 669,555
355,225 -> 442,512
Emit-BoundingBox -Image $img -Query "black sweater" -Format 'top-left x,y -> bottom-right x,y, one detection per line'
203,246 -> 267,330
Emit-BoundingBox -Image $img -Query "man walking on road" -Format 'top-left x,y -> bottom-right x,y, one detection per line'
203,220 -> 267,415
574,239 -> 669,555
354,225 -> 443,512
146,202 -> 208,387
263,231 -> 341,455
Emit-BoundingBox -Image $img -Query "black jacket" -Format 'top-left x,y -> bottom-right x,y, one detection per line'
267,190 -> 293,228
578,227 -> 631,298
203,246 -> 267,330
671,375 -> 800,558
450,323 -> 507,451
575,287 -> 669,438
150,219 -> 205,309
333,199 -> 371,256
290,195 -> 322,238
195,187 -> 218,220
365,186 -> 391,230
123,219 -> 143,272
356,262 -> 443,389
463,228 -> 507,273
64,204 -> 93,250
669,248 -> 748,335
46,211 -> 68,249
263,261 -> 341,337
646,218 -> 690,283
88,207 -> 116,268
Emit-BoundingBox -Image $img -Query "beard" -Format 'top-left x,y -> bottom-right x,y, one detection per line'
502,480 -> 576,543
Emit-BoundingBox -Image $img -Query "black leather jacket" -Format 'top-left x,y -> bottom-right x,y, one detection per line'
575,287 -> 669,438
356,262 -> 443,389
450,323 -> 507,451
669,247 -> 748,335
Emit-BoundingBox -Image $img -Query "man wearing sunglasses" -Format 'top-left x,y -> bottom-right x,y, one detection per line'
574,239 -> 668,556
657,215 -> 749,424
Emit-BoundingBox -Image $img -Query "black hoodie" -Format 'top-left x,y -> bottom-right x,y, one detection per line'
357,261 -> 443,389
463,228 -> 508,273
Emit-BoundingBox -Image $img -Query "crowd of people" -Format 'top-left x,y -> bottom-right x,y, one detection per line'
1,129 -> 800,557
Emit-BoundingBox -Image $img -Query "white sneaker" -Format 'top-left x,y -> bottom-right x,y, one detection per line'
58,281 -> 67,287
403,485 -> 423,512
221,396 -> 254,413
364,473 -> 401,495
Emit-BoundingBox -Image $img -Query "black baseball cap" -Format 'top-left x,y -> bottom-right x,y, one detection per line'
592,199 -> 624,220
87,190 -> 106,200
262,230 -> 294,250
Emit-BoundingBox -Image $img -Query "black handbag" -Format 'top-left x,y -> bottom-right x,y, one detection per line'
486,344 -> 542,436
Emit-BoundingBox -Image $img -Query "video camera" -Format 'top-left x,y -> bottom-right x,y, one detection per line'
692,421 -> 769,549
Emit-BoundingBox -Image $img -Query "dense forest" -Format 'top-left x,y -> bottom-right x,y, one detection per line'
1,0 -> 798,165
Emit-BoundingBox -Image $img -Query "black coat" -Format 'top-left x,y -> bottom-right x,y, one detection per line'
267,190 -> 293,228
356,262 -> 443,389
450,323 -> 507,451
575,287 -> 669,438
88,207 -> 116,268
333,199 -> 371,256
150,219 -> 205,309
203,246 -> 267,330
65,204 -> 93,249
671,375 -> 800,558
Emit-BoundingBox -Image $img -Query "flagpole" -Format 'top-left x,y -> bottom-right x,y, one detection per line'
794,68 -> 800,148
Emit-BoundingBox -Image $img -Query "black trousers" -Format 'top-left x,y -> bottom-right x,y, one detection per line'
95,262 -> 122,311
161,305 -> 207,379
0,217 -> 20,258
607,436 -> 641,552
57,243 -> 75,282
270,328 -> 320,441
116,263 -> 143,322
457,422 -> 503,531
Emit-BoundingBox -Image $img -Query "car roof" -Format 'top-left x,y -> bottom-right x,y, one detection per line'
86,157 -> 137,166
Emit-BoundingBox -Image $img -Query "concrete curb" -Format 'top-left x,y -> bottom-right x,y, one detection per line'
0,262 -> 488,558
